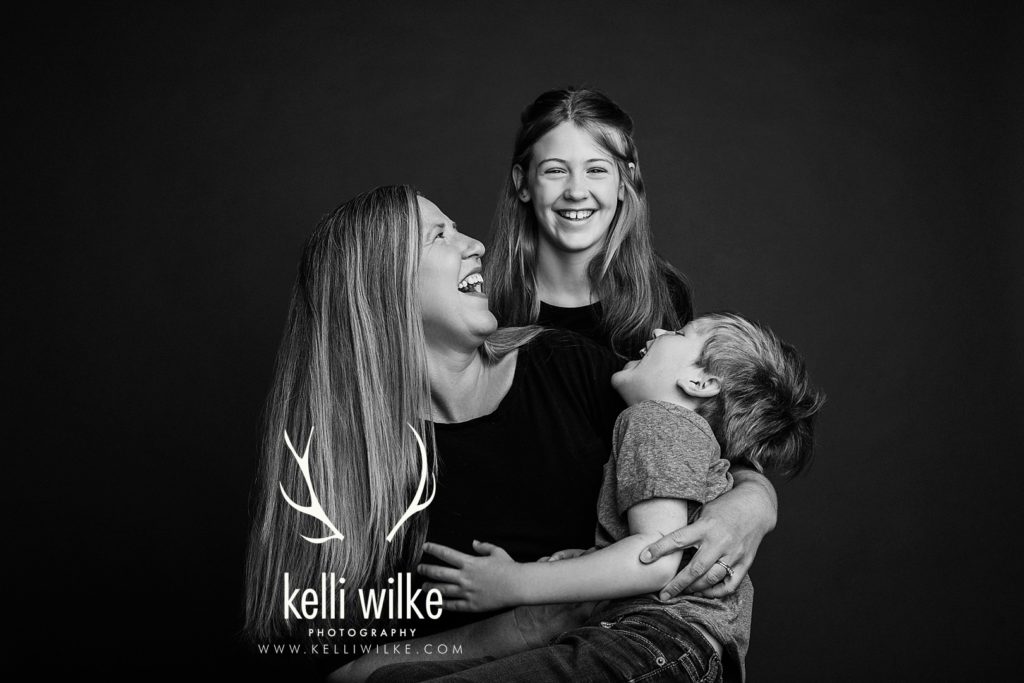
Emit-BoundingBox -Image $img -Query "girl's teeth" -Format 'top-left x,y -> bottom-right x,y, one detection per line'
559,210 -> 595,220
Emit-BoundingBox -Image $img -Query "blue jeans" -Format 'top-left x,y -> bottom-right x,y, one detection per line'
367,598 -> 723,683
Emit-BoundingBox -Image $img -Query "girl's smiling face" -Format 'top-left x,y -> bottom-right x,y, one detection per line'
416,196 -> 497,350
515,121 -> 625,259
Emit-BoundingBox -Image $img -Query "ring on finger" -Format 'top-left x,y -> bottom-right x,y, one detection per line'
714,559 -> 735,582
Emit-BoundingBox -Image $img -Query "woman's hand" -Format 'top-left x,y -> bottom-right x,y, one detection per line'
639,470 -> 777,599
537,547 -> 594,562
418,540 -> 522,612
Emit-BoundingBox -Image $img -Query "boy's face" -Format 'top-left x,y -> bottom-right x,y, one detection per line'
611,318 -> 718,406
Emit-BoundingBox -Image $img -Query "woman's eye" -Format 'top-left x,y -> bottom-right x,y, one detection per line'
589,167 -> 609,174
544,168 -> 567,175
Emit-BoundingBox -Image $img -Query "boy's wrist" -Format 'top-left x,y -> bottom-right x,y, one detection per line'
506,563 -> 533,605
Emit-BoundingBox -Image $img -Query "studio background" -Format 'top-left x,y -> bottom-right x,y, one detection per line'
13,2 -> 1019,680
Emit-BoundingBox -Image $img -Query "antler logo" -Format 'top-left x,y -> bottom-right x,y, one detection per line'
280,424 -> 436,545
386,424 -> 436,542
280,426 -> 345,544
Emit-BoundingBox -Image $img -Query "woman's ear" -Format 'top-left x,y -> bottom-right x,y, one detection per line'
512,165 -> 530,203
677,374 -> 721,399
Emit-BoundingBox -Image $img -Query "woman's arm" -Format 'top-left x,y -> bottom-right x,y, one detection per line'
639,465 -> 777,599
417,498 -> 689,611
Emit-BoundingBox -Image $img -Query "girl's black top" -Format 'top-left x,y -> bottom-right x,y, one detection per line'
422,330 -> 625,635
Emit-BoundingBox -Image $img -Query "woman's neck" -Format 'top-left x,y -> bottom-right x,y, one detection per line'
425,344 -> 518,423
535,241 -> 598,308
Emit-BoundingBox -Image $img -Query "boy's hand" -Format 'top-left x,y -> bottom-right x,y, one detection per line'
418,540 -> 521,612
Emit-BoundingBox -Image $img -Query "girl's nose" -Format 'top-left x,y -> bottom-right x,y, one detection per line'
563,176 -> 588,201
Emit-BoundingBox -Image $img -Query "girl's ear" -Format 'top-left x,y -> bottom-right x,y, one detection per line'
677,374 -> 721,399
512,165 -> 530,203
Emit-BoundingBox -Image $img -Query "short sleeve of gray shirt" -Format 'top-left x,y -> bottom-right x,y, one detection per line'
596,400 -> 733,545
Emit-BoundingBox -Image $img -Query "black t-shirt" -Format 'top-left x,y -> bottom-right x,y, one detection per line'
312,332 -> 624,676
536,274 -> 694,355
418,330 -> 626,636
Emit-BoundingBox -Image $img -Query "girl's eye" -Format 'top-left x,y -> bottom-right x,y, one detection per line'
588,167 -> 609,174
543,168 -> 567,175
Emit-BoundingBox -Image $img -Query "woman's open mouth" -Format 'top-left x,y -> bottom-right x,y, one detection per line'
555,209 -> 596,222
457,272 -> 484,295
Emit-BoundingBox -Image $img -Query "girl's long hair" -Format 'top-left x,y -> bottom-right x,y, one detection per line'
486,87 -> 693,358
244,185 -> 434,641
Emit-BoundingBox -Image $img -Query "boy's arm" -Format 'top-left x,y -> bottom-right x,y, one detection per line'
640,464 -> 776,599
418,497 -> 689,611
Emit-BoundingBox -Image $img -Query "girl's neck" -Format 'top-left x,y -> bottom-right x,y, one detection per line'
535,241 -> 600,308
425,343 -> 518,423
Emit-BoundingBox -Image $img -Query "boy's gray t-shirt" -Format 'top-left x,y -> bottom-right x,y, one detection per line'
595,400 -> 754,681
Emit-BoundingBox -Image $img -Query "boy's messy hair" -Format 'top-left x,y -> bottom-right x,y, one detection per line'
694,313 -> 825,478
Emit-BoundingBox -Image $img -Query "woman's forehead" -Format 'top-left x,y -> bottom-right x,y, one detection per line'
417,196 -> 450,226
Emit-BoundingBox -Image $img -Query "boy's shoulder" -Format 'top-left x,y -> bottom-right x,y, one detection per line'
616,400 -> 717,444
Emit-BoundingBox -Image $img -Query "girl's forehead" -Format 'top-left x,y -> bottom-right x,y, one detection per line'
533,121 -> 617,160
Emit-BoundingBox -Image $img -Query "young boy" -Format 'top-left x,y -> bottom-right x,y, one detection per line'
354,313 -> 824,683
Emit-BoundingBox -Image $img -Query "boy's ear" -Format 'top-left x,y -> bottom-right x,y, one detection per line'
678,374 -> 721,399
512,165 -> 530,203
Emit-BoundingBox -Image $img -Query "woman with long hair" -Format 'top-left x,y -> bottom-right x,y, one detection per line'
245,185 -> 611,649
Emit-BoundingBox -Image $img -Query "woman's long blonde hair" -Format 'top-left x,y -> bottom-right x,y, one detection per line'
244,185 -> 433,642
486,87 -> 693,358
244,186 -> 540,642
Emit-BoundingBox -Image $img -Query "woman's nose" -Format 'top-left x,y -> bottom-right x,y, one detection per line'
461,233 -> 485,260
652,328 -> 669,338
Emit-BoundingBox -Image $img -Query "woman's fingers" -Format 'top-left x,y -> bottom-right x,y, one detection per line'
549,548 -> 587,562
416,562 -> 461,583
442,599 -> 471,612
640,524 -> 701,564
422,542 -> 469,567
691,560 -> 748,598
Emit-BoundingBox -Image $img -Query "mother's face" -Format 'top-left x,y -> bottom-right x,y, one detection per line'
416,196 -> 497,349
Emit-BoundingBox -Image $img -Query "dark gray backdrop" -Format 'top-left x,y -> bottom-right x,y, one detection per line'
13,2 -> 1020,680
